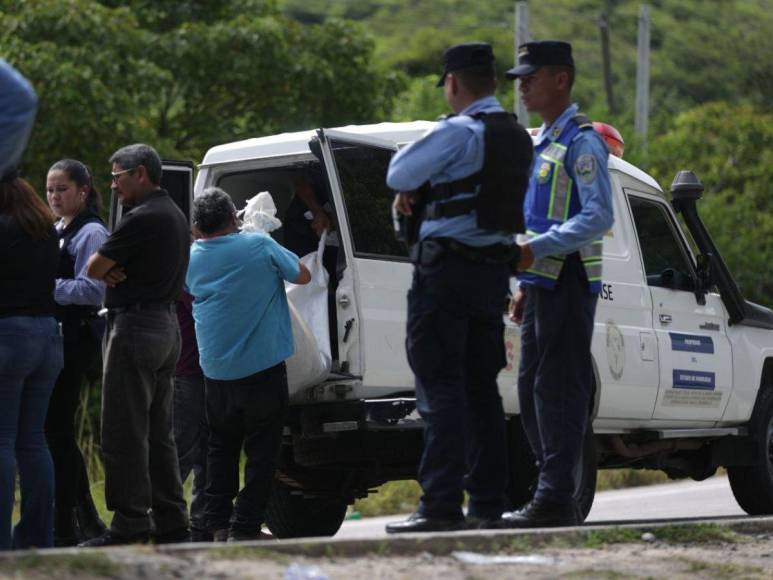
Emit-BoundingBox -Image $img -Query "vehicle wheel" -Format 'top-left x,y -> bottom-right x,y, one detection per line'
727,388 -> 773,515
265,481 -> 348,538
505,417 -> 597,521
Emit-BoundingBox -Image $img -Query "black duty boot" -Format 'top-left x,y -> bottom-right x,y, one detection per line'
501,498 -> 579,528
75,492 -> 107,541
385,513 -> 466,534
53,507 -> 81,547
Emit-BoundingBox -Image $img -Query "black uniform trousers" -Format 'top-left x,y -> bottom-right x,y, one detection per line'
407,240 -> 509,521
517,254 -> 598,505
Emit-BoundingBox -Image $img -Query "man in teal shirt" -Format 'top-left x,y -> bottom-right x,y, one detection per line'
186,187 -> 310,541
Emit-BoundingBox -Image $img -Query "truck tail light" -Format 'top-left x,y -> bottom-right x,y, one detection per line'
593,122 -> 625,158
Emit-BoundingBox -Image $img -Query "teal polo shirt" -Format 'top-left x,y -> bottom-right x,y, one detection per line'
186,232 -> 300,381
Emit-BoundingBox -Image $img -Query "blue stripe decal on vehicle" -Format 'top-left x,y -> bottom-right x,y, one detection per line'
669,333 -> 714,354
672,369 -> 716,391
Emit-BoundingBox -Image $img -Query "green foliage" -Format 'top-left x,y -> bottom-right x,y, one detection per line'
647,102 -> 773,306
0,0 -> 400,198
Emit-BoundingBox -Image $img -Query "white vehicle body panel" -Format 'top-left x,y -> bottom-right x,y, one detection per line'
194,120 -> 773,431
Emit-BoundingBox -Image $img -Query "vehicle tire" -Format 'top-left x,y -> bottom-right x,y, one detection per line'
265,481 -> 348,538
727,388 -> 773,515
505,417 -> 597,521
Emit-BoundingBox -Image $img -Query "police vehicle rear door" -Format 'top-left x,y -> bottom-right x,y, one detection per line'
627,191 -> 733,422
317,129 -> 413,393
107,160 -> 194,228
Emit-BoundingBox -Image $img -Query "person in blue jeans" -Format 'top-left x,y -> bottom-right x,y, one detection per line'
0,176 -> 63,550
0,57 -> 63,551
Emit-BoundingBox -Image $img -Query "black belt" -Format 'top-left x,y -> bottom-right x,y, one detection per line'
425,197 -> 477,220
106,302 -> 175,316
435,237 -> 519,264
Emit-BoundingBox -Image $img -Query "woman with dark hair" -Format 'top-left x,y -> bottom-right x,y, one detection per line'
0,172 -> 63,550
45,159 -> 108,546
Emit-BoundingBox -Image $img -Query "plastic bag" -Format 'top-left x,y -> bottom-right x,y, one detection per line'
239,191 -> 282,233
285,231 -> 332,394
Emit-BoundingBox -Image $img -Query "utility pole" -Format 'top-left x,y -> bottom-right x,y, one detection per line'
598,6 -> 616,114
635,4 -> 651,152
514,1 -> 529,125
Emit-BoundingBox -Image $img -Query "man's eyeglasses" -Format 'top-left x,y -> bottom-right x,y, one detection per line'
111,167 -> 136,182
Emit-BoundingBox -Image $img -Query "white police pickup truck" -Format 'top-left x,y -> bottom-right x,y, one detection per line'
152,120 -> 773,538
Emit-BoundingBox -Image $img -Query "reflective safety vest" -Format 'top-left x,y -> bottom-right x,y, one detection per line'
518,114 -> 603,293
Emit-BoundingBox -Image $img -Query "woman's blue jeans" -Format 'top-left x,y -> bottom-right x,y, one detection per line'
0,316 -> 63,550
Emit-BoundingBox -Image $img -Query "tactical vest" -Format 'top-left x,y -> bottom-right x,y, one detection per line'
424,111 -> 533,233
55,210 -> 104,339
519,114 -> 604,293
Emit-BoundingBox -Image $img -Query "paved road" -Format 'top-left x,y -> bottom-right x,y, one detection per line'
335,476 -> 746,539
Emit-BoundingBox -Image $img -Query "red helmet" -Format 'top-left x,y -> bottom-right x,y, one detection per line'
592,122 -> 625,158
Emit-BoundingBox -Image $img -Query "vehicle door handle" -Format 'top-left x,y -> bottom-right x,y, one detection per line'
659,314 -> 672,325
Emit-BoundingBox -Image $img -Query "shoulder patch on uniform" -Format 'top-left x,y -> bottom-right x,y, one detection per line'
575,153 -> 597,184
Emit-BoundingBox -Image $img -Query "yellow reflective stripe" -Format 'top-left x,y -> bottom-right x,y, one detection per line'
584,262 -> 603,281
527,256 -> 564,279
542,142 -> 567,161
579,241 -> 603,260
551,166 -> 572,221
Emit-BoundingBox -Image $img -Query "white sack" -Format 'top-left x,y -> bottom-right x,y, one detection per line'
239,191 -> 282,233
285,232 -> 332,394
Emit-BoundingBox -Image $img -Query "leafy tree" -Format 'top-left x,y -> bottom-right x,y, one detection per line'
0,0 -> 402,198
647,102 -> 773,306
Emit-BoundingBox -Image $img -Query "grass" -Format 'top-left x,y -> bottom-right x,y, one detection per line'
677,557 -> 765,579
0,552 -> 121,577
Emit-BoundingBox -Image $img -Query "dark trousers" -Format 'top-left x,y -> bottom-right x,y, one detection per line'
45,323 -> 100,525
101,310 -> 188,537
407,242 -> 509,521
517,256 -> 598,505
204,363 -> 288,535
0,316 -> 62,550
173,373 -> 208,533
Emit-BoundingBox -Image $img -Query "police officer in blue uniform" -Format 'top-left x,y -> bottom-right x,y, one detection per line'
384,42 -> 533,534
502,41 -> 614,527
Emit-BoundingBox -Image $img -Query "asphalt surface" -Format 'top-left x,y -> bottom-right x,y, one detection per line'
335,475 -> 746,539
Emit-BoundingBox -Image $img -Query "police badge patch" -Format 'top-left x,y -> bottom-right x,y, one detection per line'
537,161 -> 551,184
575,154 -> 597,184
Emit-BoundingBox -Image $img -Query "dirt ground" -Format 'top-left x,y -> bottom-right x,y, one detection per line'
0,525 -> 771,579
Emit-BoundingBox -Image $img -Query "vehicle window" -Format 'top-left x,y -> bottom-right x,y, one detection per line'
629,196 -> 695,290
217,166 -> 318,249
329,138 -> 408,260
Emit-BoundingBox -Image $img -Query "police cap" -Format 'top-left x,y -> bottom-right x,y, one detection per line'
505,40 -> 574,79
436,42 -> 495,87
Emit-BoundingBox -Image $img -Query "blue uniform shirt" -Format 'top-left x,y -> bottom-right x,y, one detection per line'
0,60 -> 37,178
186,232 -> 301,381
386,95 -> 514,247
527,103 -> 614,259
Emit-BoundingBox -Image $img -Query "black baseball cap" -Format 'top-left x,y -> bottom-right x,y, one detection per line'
505,40 -> 574,79
437,42 -> 495,87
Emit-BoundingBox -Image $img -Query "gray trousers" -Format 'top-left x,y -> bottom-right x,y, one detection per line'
101,309 -> 188,537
